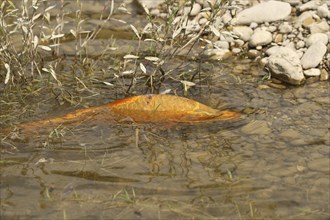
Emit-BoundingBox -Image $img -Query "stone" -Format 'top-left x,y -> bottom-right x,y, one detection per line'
241,120 -> 271,135
266,46 -> 305,85
274,34 -> 283,44
305,33 -> 328,47
320,69 -> 329,81
247,49 -> 260,59
304,68 -> 321,76
136,0 -> 165,9
279,22 -> 293,33
267,26 -> 277,32
296,40 -> 305,49
308,157 -> 330,173
302,16 -> 317,28
150,8 -> 160,16
309,20 -> 330,33
232,26 -> 253,41
221,10 -> 232,24
233,39 -> 245,47
203,48 -> 232,60
234,1 -> 291,25
185,20 -> 201,33
317,4 -> 330,18
232,48 -> 241,54
249,30 -> 272,47
295,11 -> 316,28
250,22 -> 258,29
189,3 -> 202,16
298,0 -> 319,12
283,0 -> 301,6
301,42 -> 327,69
213,40 -> 229,49
199,17 -> 208,25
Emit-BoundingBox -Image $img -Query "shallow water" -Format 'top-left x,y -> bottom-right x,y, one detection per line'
1,1 -> 329,219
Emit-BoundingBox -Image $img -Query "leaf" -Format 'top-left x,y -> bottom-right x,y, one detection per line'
50,33 -> 65,39
130,24 -> 140,39
139,63 -> 146,74
70,29 -> 76,37
103,81 -> 114,86
145,57 -> 159,62
38,45 -> 52,51
33,35 -> 39,50
42,66 -> 57,81
32,13 -> 41,22
4,63 -> 10,84
45,5 -> 56,12
123,54 -> 139,59
172,27 -> 182,39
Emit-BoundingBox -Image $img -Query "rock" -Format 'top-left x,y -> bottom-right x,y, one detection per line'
150,8 -> 160,16
305,33 -> 328,47
189,3 -> 202,16
283,0 -> 302,6
232,26 -> 253,41
232,48 -> 241,54
266,46 -> 292,56
233,39 -> 245,47
136,0 -> 165,10
267,25 -> 277,32
241,120 -> 271,135
274,34 -> 283,44
279,22 -> 293,33
266,46 -> 305,85
213,40 -> 229,49
249,22 -> 258,29
295,11 -> 316,28
320,69 -> 329,81
234,1 -> 291,25
185,20 -> 201,33
301,42 -> 327,69
309,20 -> 330,33
247,49 -> 260,59
304,68 -> 321,76
249,30 -> 272,47
302,16 -> 317,28
199,17 -> 208,25
308,157 -> 330,173
203,48 -> 231,60
296,40 -> 305,49
279,128 -> 301,140
317,4 -> 330,18
298,0 -> 319,12
221,10 -> 232,24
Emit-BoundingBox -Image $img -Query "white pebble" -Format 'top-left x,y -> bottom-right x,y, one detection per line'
232,48 -> 241,54
296,40 -> 305,49
305,33 -> 329,46
304,68 -> 321,76
317,4 -> 330,18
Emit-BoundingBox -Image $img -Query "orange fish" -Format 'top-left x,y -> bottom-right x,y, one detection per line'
4,95 -> 240,133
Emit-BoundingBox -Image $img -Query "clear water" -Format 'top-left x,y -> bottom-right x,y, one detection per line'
0,1 -> 329,219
